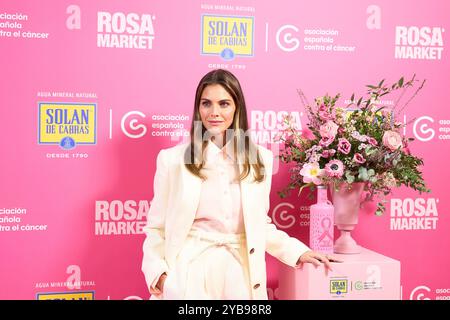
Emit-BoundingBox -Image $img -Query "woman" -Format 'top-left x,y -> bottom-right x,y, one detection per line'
141,69 -> 339,300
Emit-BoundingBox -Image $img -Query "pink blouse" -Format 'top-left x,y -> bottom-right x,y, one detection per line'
191,141 -> 245,234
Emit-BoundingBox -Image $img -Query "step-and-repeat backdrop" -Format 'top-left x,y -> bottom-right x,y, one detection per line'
1,0 -> 449,300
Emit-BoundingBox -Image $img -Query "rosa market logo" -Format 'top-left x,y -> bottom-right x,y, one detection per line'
95,200 -> 149,235
412,116 -> 450,141
250,110 -> 303,145
390,198 -> 439,231
97,11 -> 155,49
395,26 -> 444,60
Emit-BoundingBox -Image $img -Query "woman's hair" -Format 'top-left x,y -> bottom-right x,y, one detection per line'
184,69 -> 265,182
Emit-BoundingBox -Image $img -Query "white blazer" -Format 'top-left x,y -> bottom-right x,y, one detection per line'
141,142 -> 310,300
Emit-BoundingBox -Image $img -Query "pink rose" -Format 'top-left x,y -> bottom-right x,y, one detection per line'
353,153 -> 366,164
321,149 -> 336,158
302,127 -> 315,140
319,121 -> 339,138
318,104 -> 327,112
337,138 -> 351,154
319,135 -> 335,147
318,105 -> 333,121
367,137 -> 378,146
382,130 -> 403,151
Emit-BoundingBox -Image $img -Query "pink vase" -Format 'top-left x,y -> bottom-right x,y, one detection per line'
330,182 -> 365,254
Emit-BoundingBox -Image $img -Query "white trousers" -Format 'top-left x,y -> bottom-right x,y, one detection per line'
161,229 -> 252,300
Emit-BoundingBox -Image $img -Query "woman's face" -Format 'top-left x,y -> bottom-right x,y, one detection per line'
199,84 -> 236,138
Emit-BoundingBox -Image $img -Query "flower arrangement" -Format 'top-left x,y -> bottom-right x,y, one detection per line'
276,75 -> 430,215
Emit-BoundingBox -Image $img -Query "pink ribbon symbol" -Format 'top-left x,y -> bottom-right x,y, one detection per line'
317,217 -> 333,243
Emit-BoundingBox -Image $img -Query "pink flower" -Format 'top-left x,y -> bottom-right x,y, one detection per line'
353,153 -> 366,164
382,130 -> 403,151
319,121 -> 339,138
402,138 -> 411,155
325,160 -> 344,178
351,131 -> 367,142
284,147 -> 292,157
321,149 -> 336,158
301,127 -> 315,140
367,137 -> 378,146
284,134 -> 295,144
273,131 -> 284,142
319,135 -> 335,147
299,163 -> 324,185
337,138 -> 351,154
318,104 -> 333,121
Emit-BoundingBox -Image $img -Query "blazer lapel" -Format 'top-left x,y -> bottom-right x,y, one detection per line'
239,165 -> 255,230
180,166 -> 202,222
169,162 -> 202,249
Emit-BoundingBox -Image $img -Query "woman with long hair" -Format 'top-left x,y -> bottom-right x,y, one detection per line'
141,69 -> 340,300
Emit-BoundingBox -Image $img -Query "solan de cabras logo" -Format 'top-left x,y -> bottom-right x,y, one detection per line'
201,14 -> 254,61
38,102 -> 97,150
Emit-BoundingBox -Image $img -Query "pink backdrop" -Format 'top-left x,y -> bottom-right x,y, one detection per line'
1,0 -> 449,300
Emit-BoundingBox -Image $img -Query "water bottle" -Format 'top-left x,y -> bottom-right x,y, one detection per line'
309,185 -> 334,254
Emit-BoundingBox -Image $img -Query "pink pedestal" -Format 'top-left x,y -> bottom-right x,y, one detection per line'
278,248 -> 401,300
